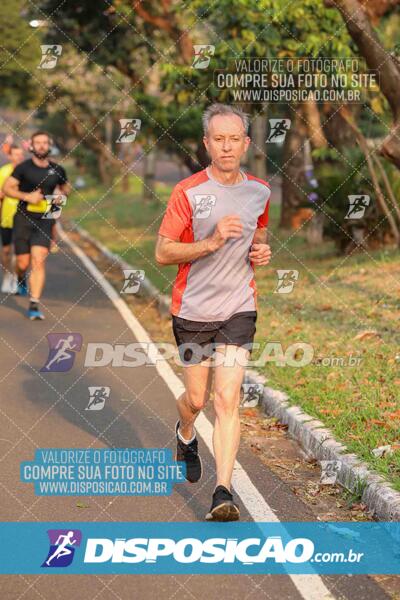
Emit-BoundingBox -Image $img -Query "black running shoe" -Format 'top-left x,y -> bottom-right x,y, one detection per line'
175,421 -> 202,483
205,485 -> 240,521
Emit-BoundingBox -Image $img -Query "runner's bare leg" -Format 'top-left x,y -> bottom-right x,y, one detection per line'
177,357 -> 213,440
213,345 -> 249,489
1,244 -> 12,274
29,245 -> 49,299
16,253 -> 29,280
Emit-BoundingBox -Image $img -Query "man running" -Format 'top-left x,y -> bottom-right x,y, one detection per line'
156,103 -> 272,521
0,144 -> 24,293
3,131 -> 70,320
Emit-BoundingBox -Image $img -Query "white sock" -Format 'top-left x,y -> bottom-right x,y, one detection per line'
177,424 -> 196,445
1,273 -> 10,292
9,274 -> 18,293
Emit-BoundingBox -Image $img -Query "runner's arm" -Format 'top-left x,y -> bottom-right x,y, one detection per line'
248,194 -> 271,266
249,227 -> 271,266
58,181 -> 71,196
155,235 -> 215,265
156,214 -> 243,265
2,176 -> 43,204
56,164 -> 70,197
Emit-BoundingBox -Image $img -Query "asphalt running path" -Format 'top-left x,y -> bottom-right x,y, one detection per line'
0,230 -> 388,600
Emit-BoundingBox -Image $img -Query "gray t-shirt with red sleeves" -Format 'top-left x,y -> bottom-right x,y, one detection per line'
158,167 -> 271,322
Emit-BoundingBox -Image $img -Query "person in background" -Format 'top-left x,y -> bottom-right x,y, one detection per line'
0,144 -> 24,293
2,131 -> 70,320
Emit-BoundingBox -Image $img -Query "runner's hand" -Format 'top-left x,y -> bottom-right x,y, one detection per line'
249,243 -> 271,266
209,215 -> 243,251
52,194 -> 64,206
25,189 -> 44,204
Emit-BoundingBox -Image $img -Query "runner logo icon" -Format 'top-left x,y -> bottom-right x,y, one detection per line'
116,119 -> 141,143
193,194 -> 216,219
38,45 -> 62,69
345,195 -> 370,219
267,119 -> 291,143
241,383 -> 264,408
41,529 -> 82,567
121,270 -> 145,294
275,270 -> 299,294
86,386 -> 110,410
40,333 -> 83,372
320,460 -> 342,485
42,194 -> 67,220
192,45 -> 215,69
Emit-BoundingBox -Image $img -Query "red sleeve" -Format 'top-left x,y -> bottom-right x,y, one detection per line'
158,184 -> 192,241
257,198 -> 270,229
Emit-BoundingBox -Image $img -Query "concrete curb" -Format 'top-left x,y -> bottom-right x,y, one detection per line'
244,371 -> 400,522
68,221 -> 400,522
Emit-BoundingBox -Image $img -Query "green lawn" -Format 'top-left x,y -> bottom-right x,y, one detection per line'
65,177 -> 400,490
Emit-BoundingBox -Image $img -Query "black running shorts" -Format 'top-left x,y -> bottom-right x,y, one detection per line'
13,212 -> 53,255
172,311 -> 257,365
1,227 -> 13,246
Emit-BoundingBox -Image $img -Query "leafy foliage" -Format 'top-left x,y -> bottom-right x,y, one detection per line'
0,0 -> 40,106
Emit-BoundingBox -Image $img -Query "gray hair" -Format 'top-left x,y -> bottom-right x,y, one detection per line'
202,103 -> 250,136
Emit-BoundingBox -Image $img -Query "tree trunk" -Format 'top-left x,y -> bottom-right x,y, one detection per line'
105,115 -> 113,153
142,148 -> 157,202
321,103 -> 357,149
70,118 -> 119,184
119,142 -> 135,193
249,113 -> 267,179
98,154 -> 111,185
302,96 -> 328,148
306,212 -> 325,244
325,0 -> 400,169
182,142 -> 209,173
339,106 -> 400,245
372,154 -> 400,225
302,99 -> 326,244
280,108 -> 307,229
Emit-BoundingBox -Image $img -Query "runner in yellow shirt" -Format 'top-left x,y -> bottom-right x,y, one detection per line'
0,145 -> 24,293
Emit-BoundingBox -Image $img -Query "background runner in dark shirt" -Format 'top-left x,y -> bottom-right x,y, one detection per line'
12,159 -> 68,219
2,130 -> 70,320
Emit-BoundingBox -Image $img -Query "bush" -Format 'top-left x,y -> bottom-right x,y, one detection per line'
311,148 -> 387,253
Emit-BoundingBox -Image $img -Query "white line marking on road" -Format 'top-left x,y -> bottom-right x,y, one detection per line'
60,227 -> 335,600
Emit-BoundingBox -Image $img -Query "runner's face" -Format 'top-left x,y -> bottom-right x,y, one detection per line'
10,148 -> 24,166
204,114 -> 250,172
31,135 -> 50,158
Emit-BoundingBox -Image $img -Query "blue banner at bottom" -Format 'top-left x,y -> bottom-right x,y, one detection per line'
0,522 -> 399,575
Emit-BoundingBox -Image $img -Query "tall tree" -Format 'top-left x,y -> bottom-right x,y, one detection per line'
325,0 -> 400,168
